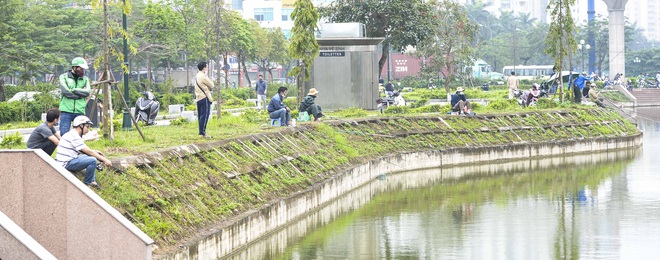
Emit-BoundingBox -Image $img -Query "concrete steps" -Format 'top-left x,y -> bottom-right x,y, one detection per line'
630,89 -> 660,106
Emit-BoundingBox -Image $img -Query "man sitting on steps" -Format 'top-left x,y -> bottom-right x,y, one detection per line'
299,88 -> 324,121
55,116 -> 112,189
267,87 -> 291,126
26,108 -> 61,156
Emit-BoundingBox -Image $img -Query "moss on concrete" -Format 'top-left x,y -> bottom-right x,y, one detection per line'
94,108 -> 640,252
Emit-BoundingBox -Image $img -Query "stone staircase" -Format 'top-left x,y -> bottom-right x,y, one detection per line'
630,88 -> 660,106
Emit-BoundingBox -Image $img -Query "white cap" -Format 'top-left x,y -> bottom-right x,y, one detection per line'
72,116 -> 92,127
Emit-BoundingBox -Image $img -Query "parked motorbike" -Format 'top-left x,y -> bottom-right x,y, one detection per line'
513,89 -> 527,108
376,96 -> 395,113
134,91 -> 160,125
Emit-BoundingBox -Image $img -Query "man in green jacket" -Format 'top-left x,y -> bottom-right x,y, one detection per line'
59,57 -> 91,134
299,88 -> 323,121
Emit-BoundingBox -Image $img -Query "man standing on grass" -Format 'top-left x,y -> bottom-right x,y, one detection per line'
58,57 -> 91,134
507,71 -> 519,99
195,61 -> 214,138
255,75 -> 267,112
26,108 -> 61,156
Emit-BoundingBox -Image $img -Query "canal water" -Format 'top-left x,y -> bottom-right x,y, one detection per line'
229,110 -> 659,260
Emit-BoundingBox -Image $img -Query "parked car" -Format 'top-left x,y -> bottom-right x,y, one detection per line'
7,91 -> 42,102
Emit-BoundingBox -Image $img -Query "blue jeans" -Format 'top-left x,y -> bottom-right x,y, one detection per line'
269,108 -> 290,126
197,98 -> 211,135
65,155 -> 97,184
59,112 -> 83,134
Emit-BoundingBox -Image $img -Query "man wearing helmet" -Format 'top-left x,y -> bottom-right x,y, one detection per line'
55,116 -> 112,189
58,57 -> 91,134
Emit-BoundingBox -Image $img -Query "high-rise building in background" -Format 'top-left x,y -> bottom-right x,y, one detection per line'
230,0 -> 334,38
230,0 -> 659,42
623,0 -> 660,42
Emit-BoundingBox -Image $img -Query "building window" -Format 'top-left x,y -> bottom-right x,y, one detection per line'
282,8 -> 293,21
254,8 -> 274,21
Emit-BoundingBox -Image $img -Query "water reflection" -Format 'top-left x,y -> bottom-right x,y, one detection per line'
229,108 -> 660,260
228,148 -> 641,260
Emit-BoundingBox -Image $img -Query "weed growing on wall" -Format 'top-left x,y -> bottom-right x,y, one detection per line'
87,109 -> 641,251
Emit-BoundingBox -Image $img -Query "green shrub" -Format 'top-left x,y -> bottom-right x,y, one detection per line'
240,108 -> 268,124
383,106 -> 410,114
409,98 -> 428,108
170,117 -> 189,126
0,102 -> 27,124
224,98 -> 249,107
0,132 -> 24,148
413,104 -> 449,113
224,88 -> 252,100
283,97 -> 298,109
160,93 -> 193,111
333,107 -> 367,118
487,99 -> 518,110
420,90 -> 446,99
536,98 -> 558,109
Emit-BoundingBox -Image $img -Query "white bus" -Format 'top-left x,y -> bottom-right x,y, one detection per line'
502,65 -> 554,80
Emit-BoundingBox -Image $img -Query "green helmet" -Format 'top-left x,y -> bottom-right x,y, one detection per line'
71,57 -> 89,70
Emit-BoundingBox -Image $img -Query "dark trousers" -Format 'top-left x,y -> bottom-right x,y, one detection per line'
573,86 -> 582,103
33,141 -> 57,156
197,98 -> 211,135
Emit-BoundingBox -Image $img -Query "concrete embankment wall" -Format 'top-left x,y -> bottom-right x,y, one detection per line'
0,150 -> 154,259
169,134 -> 642,259
225,149 -> 638,260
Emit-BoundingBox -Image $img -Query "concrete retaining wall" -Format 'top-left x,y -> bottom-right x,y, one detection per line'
166,134 -> 642,259
0,150 -> 154,260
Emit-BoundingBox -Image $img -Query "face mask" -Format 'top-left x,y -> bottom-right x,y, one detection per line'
74,68 -> 85,77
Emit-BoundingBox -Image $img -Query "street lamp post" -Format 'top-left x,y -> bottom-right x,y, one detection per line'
577,39 -> 590,72
633,57 -> 641,76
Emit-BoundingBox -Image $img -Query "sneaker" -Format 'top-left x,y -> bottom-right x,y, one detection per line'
87,182 -> 102,190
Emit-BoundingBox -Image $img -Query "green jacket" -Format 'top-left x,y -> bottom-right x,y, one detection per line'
58,71 -> 91,114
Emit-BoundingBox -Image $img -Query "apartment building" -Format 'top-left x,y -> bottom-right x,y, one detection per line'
230,0 -> 334,37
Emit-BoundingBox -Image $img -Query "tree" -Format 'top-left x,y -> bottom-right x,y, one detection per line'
289,0 -> 319,105
173,0 -> 207,88
415,0 -> 478,96
318,0 -> 435,77
226,12 -> 256,87
252,28 -> 289,81
134,1 -> 184,88
545,0 -> 578,102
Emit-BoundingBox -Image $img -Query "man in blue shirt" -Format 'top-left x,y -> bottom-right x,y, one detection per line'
573,71 -> 592,103
267,87 -> 290,126
255,75 -> 267,111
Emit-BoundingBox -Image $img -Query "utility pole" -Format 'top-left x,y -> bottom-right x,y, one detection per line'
102,0 -> 114,140
122,0 -> 131,130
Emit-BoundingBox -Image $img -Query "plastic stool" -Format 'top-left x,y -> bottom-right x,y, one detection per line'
270,119 -> 280,126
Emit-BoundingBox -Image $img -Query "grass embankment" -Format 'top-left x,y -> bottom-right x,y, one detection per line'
87,108 -> 638,253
